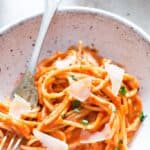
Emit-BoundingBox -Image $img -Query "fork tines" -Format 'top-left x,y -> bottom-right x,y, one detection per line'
0,133 -> 22,150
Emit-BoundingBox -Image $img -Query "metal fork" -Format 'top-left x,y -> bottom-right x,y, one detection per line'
0,132 -> 22,150
11,0 -> 62,108
1,0 -> 62,149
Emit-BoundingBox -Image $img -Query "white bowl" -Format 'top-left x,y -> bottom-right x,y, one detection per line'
0,7 -> 150,149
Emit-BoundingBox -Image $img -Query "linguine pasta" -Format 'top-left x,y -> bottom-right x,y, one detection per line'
0,42 -> 143,150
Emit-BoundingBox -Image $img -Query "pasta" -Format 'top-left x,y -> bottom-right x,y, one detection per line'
0,42 -> 145,150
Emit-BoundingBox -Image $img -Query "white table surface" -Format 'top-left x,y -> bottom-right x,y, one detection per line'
0,0 -> 150,34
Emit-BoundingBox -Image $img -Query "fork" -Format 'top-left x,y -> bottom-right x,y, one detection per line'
0,132 -> 22,150
11,0 -> 62,108
1,0 -> 62,149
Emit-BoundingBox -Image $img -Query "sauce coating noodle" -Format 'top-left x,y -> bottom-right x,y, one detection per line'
0,43 -> 143,150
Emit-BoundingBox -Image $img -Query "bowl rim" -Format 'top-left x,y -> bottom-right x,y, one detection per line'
0,6 -> 150,44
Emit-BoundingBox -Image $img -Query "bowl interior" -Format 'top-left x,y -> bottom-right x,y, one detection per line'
0,7 -> 150,149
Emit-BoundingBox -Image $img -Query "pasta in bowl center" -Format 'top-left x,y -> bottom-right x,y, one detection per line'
0,42 -> 145,150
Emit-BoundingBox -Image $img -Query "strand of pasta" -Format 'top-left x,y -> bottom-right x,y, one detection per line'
0,45 -> 143,150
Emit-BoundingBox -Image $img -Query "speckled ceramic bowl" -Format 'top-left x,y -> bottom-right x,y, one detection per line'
0,7 -> 150,149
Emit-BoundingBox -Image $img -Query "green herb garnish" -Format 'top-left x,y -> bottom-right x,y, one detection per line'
72,100 -> 81,109
119,86 -> 127,95
114,147 -> 119,150
81,119 -> 89,125
70,75 -> 77,81
61,113 -> 65,119
80,65 -> 83,69
50,98 -> 55,101
140,112 -> 147,122
113,108 -> 117,113
74,108 -> 80,113
119,139 -> 123,144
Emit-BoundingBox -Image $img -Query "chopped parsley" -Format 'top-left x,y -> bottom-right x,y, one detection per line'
80,65 -> 83,69
74,108 -> 80,113
50,98 -> 55,101
140,112 -> 147,122
61,113 -> 65,119
81,119 -> 89,125
113,108 -> 117,113
119,139 -> 123,144
114,140 -> 123,150
70,75 -> 77,81
119,86 -> 127,95
72,100 -> 81,109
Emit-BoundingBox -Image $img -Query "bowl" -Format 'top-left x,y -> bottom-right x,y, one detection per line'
0,6 -> 150,149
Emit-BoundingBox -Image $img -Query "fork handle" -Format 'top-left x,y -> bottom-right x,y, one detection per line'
28,0 -> 62,74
